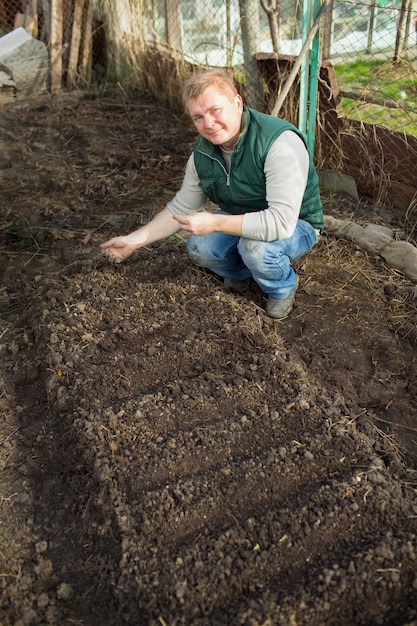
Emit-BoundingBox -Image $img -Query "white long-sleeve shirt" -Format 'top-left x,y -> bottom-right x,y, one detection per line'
167,130 -> 309,242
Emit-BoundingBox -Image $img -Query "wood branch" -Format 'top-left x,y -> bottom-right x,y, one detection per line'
260,0 -> 280,54
260,0 -> 279,16
271,2 -> 329,117
339,86 -> 402,109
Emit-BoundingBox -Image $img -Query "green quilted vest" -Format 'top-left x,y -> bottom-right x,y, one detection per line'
193,107 -> 324,231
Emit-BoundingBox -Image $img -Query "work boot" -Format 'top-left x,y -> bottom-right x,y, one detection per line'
266,278 -> 299,319
224,278 -> 250,293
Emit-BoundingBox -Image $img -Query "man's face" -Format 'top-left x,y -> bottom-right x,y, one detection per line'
187,85 -> 243,151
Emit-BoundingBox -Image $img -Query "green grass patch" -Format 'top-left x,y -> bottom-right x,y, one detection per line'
333,58 -> 417,135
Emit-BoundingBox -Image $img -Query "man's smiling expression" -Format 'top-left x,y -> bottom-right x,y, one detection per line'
188,85 -> 243,152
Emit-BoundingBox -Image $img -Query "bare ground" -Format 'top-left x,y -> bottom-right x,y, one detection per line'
0,90 -> 417,626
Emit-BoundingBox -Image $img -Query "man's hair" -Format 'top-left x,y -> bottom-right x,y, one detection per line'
183,70 -> 238,104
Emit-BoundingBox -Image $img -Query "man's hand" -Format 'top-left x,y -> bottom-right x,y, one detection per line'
174,211 -> 244,237
100,207 -> 181,263
173,212 -> 217,236
100,236 -> 138,263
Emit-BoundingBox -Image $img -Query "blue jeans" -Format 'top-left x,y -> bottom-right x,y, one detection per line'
186,216 -> 318,299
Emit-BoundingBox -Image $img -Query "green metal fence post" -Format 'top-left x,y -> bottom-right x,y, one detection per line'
298,0 -> 311,136
307,0 -> 322,155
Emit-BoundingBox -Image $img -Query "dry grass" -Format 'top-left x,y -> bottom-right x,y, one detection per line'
294,179 -> 417,345
313,221 -> 417,344
388,283 -> 417,343
404,196 -> 417,244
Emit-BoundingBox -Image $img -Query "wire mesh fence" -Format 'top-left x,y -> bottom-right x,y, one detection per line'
133,0 -> 417,136
0,0 -> 416,137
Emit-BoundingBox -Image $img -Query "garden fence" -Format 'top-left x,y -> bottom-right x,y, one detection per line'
1,1 -> 416,136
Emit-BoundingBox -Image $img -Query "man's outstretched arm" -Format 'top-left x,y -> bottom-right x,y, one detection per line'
100,207 -> 180,263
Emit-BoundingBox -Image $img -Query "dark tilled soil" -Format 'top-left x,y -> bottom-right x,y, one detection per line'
0,91 -> 416,626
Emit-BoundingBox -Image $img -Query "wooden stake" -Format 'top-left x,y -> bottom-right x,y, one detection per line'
67,0 -> 85,88
50,0 -> 63,93
0,1 -> 8,33
27,0 -> 38,38
80,0 -> 93,84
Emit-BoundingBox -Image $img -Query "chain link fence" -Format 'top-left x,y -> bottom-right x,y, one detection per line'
102,0 -> 416,137
1,1 -> 416,136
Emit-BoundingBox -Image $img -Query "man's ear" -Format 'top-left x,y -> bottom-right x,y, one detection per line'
235,94 -> 243,110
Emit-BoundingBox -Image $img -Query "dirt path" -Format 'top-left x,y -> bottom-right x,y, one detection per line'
0,92 -> 416,625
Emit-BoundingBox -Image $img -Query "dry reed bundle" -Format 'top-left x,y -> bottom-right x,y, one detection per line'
141,46 -> 189,111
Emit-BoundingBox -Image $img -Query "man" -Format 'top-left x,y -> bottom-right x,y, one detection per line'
101,70 -> 323,318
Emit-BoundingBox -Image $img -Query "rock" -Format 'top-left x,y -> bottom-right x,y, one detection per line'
56,582 -> 74,601
0,28 -> 49,96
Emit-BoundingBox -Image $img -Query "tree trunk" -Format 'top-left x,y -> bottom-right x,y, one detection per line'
321,0 -> 334,60
165,0 -> 183,57
238,0 -> 264,110
394,0 -> 409,60
226,0 -> 232,66
367,0 -> 376,53
260,0 -> 280,55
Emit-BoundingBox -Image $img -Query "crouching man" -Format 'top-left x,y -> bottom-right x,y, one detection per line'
101,69 -> 323,319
